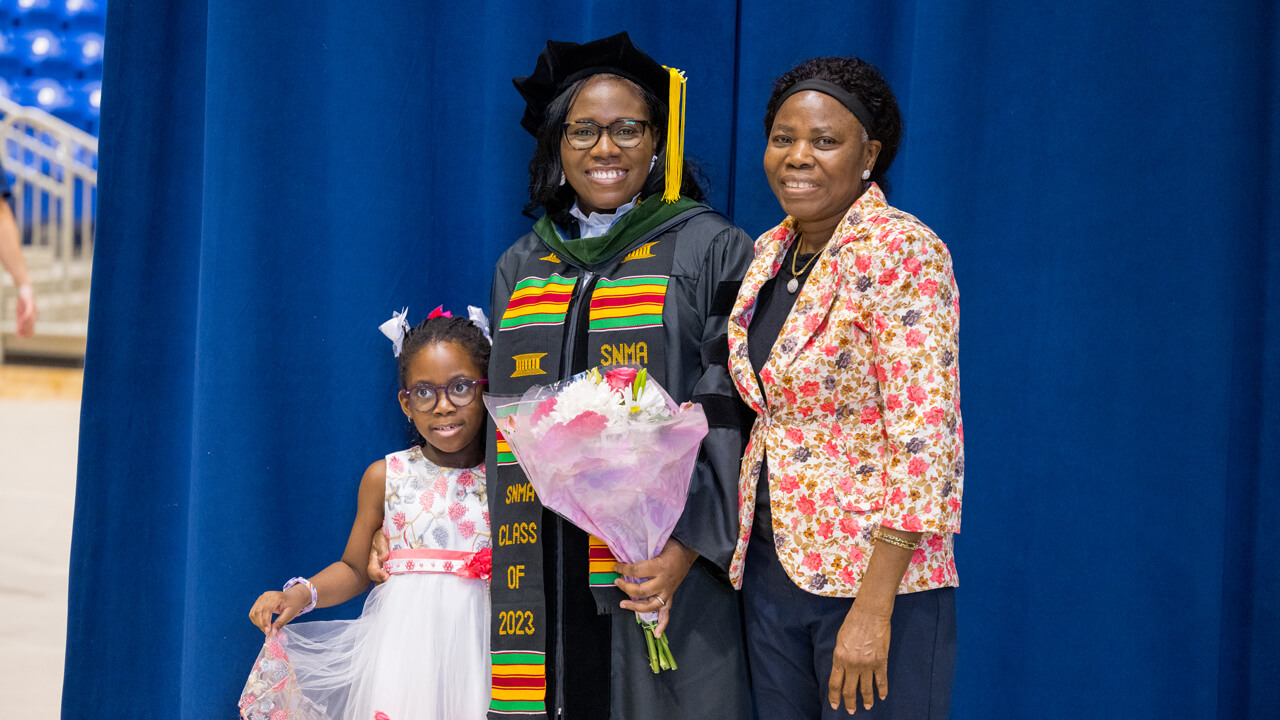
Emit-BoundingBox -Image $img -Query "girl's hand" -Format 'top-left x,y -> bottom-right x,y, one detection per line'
614,538 -> 699,637
248,585 -> 311,634
367,528 -> 390,583
828,603 -> 892,713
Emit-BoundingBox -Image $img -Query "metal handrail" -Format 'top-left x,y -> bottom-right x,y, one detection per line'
0,96 -> 98,360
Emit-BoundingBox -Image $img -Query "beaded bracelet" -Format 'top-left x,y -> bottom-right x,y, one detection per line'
282,576 -> 318,615
872,526 -> 920,551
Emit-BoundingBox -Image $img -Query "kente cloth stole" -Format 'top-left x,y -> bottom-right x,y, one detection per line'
487,222 -> 689,719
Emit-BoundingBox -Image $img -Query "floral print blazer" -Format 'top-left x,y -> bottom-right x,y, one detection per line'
726,185 -> 963,597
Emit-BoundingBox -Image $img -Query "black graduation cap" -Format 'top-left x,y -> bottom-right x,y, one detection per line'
513,31 -> 688,202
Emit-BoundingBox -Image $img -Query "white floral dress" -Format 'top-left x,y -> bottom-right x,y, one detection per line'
238,447 -> 491,720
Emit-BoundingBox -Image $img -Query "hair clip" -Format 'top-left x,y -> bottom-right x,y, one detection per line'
379,307 -> 410,357
428,305 -> 452,319
467,306 -> 491,344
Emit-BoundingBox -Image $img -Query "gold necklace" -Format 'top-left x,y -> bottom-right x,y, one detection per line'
787,234 -> 821,293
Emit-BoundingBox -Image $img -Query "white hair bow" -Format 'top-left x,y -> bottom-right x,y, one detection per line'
468,306 -> 491,344
379,307 -> 410,357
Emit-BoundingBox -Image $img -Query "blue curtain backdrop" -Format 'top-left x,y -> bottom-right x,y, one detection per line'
65,1 -> 1277,717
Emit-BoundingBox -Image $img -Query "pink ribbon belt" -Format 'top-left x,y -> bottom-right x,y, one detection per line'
383,547 -> 491,580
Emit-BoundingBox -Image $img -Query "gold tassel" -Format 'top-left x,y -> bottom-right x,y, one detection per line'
662,66 -> 686,203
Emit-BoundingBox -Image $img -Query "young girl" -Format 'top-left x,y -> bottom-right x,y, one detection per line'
239,312 -> 492,720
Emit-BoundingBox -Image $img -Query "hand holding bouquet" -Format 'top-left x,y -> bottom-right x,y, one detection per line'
485,366 -> 708,673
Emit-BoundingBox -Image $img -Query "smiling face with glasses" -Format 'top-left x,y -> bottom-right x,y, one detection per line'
559,75 -> 658,215
398,342 -> 488,467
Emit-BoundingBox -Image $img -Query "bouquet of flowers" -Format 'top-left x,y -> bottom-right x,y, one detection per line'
484,366 -> 708,673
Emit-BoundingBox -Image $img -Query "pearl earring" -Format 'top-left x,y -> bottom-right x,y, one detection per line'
861,169 -> 871,180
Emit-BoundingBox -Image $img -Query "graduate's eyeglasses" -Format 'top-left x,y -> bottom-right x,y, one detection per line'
401,378 -> 488,413
561,119 -> 652,150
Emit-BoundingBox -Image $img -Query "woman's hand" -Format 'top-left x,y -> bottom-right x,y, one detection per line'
367,528 -> 390,583
828,603 -> 893,713
248,585 -> 312,634
614,538 -> 699,637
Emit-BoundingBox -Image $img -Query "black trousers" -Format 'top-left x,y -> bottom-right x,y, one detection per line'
742,538 -> 956,720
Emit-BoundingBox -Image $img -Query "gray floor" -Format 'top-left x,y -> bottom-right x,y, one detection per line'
0,399 -> 79,718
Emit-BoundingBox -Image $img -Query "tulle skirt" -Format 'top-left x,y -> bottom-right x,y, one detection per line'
239,573 -> 490,720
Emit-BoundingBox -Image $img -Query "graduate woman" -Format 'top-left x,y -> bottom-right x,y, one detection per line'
487,32 -> 753,720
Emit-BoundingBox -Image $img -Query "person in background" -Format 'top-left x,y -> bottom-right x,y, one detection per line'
726,56 -> 963,718
0,158 -> 36,338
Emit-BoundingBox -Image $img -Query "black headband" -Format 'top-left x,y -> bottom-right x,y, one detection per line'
777,79 -> 875,135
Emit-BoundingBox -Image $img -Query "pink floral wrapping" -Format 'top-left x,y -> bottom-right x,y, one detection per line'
238,634 -> 323,720
726,184 -> 963,598
484,369 -> 709,571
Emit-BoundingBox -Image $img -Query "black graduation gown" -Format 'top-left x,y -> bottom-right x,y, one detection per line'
487,209 -> 754,720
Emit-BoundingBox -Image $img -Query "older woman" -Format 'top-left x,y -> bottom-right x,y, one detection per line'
726,57 -> 963,718
487,32 -> 753,720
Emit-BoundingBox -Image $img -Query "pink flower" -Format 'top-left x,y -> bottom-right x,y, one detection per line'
885,394 -> 902,412
928,535 -> 944,552
931,566 -> 948,584
604,366 -> 639,392
803,551 -> 823,570
819,488 -> 837,507
839,518 -> 860,536
458,519 -> 476,539
907,457 -> 929,477
925,407 -> 945,425
821,343 -> 840,357
482,510 -> 490,527
796,496 -> 817,516
433,477 -> 448,497
874,314 -> 889,332
785,427 -> 804,444
267,639 -> 286,659
448,502 -> 467,521
819,401 -> 837,416
271,711 -> 288,720
904,329 -> 925,347
387,456 -> 403,473
563,410 -> 609,436
903,256 -> 923,277
818,521 -> 834,539
392,512 -> 406,531
823,439 -> 841,458
405,560 -> 415,570
800,381 -> 820,397
892,360 -> 907,379
887,487 -> 906,505
918,278 -> 939,297
912,548 -> 927,564
850,545 -> 865,563
878,267 -> 899,285
457,469 -> 475,487
419,492 -> 432,509
859,406 -> 881,425
901,514 -> 925,532
532,397 -> 558,425
838,567 -> 856,585
907,385 -> 927,405
948,496 -> 962,512
855,253 -> 872,272
778,475 -> 800,493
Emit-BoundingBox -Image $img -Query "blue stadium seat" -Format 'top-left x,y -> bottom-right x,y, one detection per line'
14,76 -> 72,113
11,0 -> 60,27
68,77 -> 97,132
0,32 -> 21,76
17,28 -> 69,73
68,30 -> 102,71
63,0 -> 105,32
